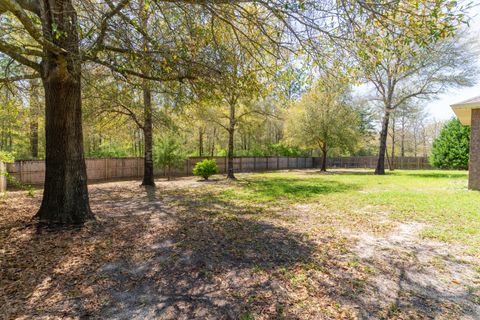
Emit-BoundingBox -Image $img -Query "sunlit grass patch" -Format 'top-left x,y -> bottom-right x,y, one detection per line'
198,169 -> 478,253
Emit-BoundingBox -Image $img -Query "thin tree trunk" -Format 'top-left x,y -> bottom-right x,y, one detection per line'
199,127 -> 204,157
227,101 -> 236,179
8,130 -> 12,150
142,86 -> 155,186
210,127 -> 216,157
29,79 -> 40,158
413,125 -> 418,157
0,89 -> 4,149
36,0 -> 93,224
386,150 -> 392,171
375,110 -> 391,175
390,114 -> 396,171
400,115 -> 406,157
422,127 -> 428,158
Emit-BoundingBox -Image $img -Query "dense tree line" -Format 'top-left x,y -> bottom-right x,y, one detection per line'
0,0 -> 476,224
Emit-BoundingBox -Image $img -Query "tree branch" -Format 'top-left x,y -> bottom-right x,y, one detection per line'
0,72 -> 40,82
0,40 -> 41,71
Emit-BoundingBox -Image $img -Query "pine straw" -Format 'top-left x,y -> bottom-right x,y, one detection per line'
0,178 -> 478,319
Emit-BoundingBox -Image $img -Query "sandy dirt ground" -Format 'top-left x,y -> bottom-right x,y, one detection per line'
1,176 -> 479,319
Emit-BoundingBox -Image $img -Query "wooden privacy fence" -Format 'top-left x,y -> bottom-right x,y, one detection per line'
326,156 -> 432,170
5,156 -> 432,186
0,161 -> 6,192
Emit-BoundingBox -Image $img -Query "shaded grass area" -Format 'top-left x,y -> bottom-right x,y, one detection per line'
0,181 -> 369,319
1,169 -> 479,319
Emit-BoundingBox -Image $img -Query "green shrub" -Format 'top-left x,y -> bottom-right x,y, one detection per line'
87,147 -> 129,158
430,119 -> 470,170
0,152 -> 35,197
0,151 -> 15,163
193,159 -> 218,180
153,135 -> 186,180
267,143 -> 305,156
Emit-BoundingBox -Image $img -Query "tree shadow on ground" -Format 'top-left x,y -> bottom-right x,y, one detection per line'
0,221 -> 102,318
352,248 -> 480,319
404,171 -> 468,179
238,177 -> 358,200
304,169 -> 375,176
1,181 -> 478,319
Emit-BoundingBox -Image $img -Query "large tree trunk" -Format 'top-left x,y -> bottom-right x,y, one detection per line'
36,0 -> 93,224
375,110 -> 391,175
29,79 -> 40,158
142,86 -> 155,186
227,101 -> 236,179
320,148 -> 327,172
139,5 -> 155,187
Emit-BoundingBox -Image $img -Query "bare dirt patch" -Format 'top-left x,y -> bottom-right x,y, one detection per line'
350,222 -> 480,319
1,177 -> 479,319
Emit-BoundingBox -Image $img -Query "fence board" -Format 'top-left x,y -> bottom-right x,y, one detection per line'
0,162 -> 6,192
4,156 -> 432,187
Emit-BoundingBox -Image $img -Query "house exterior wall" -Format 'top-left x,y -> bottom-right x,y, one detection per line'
469,108 -> 480,190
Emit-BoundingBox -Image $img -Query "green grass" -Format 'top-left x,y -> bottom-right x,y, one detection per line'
215,169 -> 480,254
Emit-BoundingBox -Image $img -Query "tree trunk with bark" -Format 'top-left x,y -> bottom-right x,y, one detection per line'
139,6 -> 155,187
227,101 -> 236,179
36,0 -> 93,224
198,127 -> 204,157
319,142 -> 327,172
141,86 -> 155,186
29,79 -> 40,158
400,114 -> 406,157
210,127 -> 216,157
390,114 -> 396,171
375,109 -> 391,175
320,149 -> 327,172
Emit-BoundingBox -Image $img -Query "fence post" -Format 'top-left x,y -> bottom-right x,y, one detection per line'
105,158 -> 108,180
240,157 -> 243,172
137,158 -> 141,177
266,157 -> 268,171
253,157 -> 256,171
18,161 -> 23,184
277,157 -> 280,170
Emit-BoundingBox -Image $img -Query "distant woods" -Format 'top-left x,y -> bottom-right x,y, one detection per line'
0,0 -> 476,223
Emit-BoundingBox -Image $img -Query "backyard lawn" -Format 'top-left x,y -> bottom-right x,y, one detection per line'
1,169 -> 480,319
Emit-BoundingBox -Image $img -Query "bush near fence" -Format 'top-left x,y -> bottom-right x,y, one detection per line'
4,156 -> 432,186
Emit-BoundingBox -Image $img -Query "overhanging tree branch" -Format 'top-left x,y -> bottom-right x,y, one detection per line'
0,72 -> 39,82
